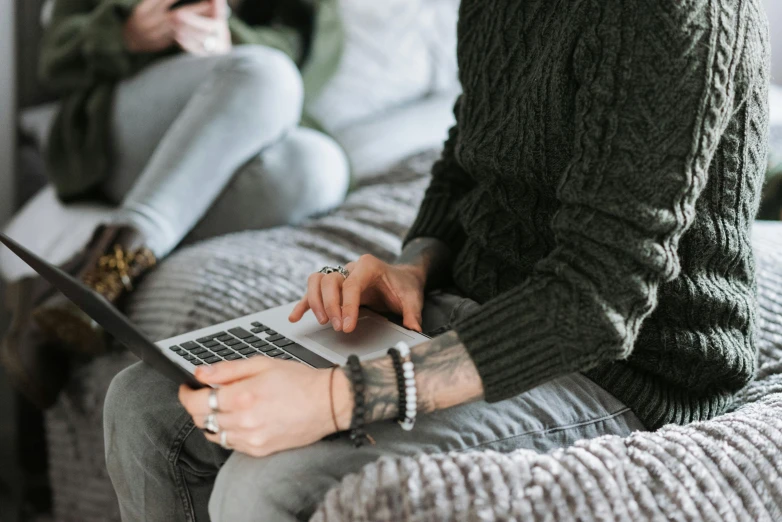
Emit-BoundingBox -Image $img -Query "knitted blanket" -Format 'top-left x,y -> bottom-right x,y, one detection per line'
43,152 -> 782,521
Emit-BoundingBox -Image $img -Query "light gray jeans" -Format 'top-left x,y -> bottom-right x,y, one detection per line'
106,45 -> 350,258
104,291 -> 645,522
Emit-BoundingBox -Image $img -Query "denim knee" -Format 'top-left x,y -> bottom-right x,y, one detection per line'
104,363 -> 184,478
209,451 -> 319,522
213,45 -> 304,128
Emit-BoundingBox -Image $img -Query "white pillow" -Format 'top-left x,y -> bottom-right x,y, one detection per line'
306,0 -> 460,133
771,84 -> 782,127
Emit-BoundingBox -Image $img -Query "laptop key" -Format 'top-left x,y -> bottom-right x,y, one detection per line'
245,336 -> 261,343
266,334 -> 284,342
266,349 -> 284,357
279,354 -> 293,360
266,330 -> 278,336
224,353 -> 243,361
246,352 -> 263,358
202,340 -> 220,348
169,345 -> 182,352
272,338 -> 294,348
203,356 -> 222,364
251,321 -> 263,328
238,346 -> 256,355
181,341 -> 199,350
191,359 -> 205,366
197,336 -> 214,343
257,344 -> 277,353
228,327 -> 254,339
251,340 -> 270,349
215,348 -> 234,356
224,338 -> 241,346
216,334 -> 232,342
191,347 -> 208,355
182,354 -> 195,361
251,327 -> 265,334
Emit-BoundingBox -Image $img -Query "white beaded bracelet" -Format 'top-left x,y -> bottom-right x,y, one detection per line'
395,341 -> 417,431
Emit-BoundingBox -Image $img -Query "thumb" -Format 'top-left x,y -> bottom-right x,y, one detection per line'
400,298 -> 424,333
210,0 -> 228,19
195,357 -> 267,384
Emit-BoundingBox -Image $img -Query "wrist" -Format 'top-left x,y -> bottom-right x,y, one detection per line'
396,262 -> 427,289
333,368 -> 353,431
122,25 -> 140,52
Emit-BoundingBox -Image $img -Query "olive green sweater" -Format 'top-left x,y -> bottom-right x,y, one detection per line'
39,0 -> 342,202
406,0 -> 770,429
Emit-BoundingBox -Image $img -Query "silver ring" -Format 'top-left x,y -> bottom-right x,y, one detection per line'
203,35 -> 217,53
318,265 -> 350,280
220,430 -> 231,450
204,413 -> 220,435
208,389 -> 220,413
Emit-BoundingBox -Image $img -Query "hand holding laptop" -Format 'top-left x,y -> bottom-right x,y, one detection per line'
180,354 -> 353,456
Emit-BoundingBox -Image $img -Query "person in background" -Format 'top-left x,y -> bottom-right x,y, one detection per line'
104,0 -> 769,520
1,0 -> 347,406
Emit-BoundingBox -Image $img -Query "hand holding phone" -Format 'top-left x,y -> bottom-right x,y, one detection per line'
171,0 -> 232,57
123,0 -> 215,54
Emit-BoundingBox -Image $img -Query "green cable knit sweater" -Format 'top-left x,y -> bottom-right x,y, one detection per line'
406,0 -> 770,429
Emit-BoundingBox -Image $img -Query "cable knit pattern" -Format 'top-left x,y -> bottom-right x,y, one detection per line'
404,0 -> 770,429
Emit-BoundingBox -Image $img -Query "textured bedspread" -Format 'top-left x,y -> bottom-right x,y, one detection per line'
42,151 -> 782,521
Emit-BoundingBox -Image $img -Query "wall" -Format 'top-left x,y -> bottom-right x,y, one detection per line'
0,0 -> 15,225
767,0 -> 782,84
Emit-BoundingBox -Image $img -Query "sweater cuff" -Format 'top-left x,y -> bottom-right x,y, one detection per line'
82,0 -> 136,77
404,195 -> 466,252
451,285 -> 567,403
229,20 -> 303,64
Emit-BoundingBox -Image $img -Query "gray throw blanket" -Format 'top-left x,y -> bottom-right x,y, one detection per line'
43,152 -> 782,521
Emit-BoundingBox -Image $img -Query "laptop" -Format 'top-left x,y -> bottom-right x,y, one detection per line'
0,233 -> 429,389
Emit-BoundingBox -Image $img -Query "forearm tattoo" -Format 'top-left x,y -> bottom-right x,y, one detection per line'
349,330 -> 485,424
395,237 -> 453,289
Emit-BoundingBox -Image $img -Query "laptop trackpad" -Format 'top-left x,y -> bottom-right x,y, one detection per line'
305,316 -> 419,359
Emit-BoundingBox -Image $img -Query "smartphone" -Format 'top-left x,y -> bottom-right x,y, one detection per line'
170,0 -> 202,9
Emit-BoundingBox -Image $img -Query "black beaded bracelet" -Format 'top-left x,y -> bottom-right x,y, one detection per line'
345,355 -> 369,448
387,348 -> 406,424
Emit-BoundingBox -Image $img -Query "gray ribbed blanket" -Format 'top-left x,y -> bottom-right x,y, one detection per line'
43,152 -> 782,522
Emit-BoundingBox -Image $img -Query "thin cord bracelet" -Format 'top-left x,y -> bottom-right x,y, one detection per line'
394,341 -> 417,431
328,366 -> 339,433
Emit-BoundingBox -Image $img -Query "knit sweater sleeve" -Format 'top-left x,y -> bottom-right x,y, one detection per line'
39,0 -> 140,90
403,96 -> 475,254
453,6 -> 740,402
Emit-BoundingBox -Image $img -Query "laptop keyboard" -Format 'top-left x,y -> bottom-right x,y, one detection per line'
168,322 -> 329,367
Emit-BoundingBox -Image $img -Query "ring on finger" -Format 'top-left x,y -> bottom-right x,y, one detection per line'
318,265 -> 350,280
220,430 -> 231,450
208,389 -> 220,413
203,413 -> 220,435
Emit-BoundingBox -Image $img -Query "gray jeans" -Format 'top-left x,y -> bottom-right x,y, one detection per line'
104,292 -> 645,522
106,45 -> 350,258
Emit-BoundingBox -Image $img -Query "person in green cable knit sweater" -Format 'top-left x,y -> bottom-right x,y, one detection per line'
104,0 -> 770,519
